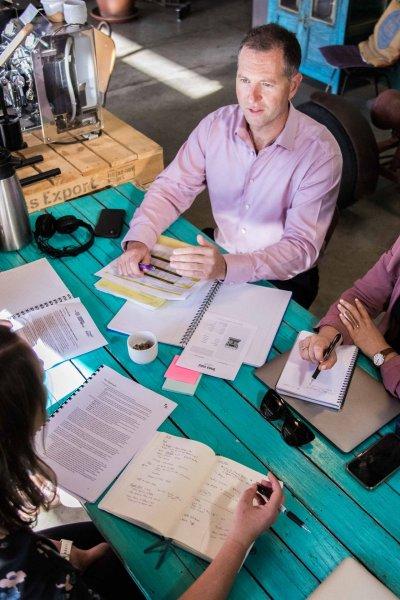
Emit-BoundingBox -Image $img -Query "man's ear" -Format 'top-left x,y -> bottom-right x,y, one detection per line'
288,72 -> 302,100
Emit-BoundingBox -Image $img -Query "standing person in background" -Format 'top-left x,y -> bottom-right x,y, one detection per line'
298,236 -> 400,399
118,23 -> 342,308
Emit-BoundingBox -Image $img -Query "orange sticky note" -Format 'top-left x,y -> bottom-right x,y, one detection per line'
164,355 -> 201,384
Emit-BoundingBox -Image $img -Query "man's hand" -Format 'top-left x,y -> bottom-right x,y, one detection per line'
337,298 -> 389,359
298,326 -> 340,371
117,241 -> 151,277
228,472 -> 283,551
50,540 -> 109,571
170,235 -> 227,280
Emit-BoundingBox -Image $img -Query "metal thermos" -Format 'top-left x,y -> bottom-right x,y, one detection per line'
0,147 -> 31,251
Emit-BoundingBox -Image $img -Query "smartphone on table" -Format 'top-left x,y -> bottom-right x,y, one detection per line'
94,209 -> 126,238
347,433 -> 400,489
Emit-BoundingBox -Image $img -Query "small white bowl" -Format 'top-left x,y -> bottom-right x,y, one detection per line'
127,331 -> 158,365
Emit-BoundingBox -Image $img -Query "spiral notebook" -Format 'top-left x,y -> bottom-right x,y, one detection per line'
36,365 -> 176,502
0,258 -> 72,318
276,331 -> 358,410
108,281 -> 291,367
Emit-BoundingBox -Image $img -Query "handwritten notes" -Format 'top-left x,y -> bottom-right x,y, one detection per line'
172,458 -> 263,559
99,433 -> 266,560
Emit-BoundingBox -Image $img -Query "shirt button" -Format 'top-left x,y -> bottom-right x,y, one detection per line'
241,227 -> 246,234
245,203 -> 250,209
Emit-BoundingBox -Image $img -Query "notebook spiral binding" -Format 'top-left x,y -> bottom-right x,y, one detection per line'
179,280 -> 222,347
13,294 -> 73,319
48,365 -> 104,421
338,348 -> 358,406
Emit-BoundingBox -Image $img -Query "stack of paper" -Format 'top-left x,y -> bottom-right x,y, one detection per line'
162,355 -> 202,395
95,235 -> 205,310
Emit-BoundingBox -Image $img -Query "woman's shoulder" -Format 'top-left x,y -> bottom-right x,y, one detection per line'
0,528 -> 100,599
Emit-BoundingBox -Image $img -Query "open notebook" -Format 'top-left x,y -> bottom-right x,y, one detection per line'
99,432 -> 266,561
108,281 -> 291,368
276,331 -> 358,410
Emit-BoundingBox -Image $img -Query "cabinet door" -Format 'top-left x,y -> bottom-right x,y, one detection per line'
300,0 -> 349,88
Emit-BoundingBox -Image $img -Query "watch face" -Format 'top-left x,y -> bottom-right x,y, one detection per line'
373,353 -> 385,367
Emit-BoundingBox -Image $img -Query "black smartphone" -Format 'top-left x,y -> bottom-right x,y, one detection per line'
94,209 -> 125,238
347,433 -> 400,489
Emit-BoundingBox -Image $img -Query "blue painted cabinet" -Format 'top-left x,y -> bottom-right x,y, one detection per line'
267,0 -> 385,93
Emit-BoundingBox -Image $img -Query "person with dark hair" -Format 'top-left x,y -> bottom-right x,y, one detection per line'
0,321 -> 283,599
299,236 -> 400,399
118,23 -> 342,308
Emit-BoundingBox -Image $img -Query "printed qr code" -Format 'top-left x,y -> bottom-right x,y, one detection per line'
225,337 -> 241,349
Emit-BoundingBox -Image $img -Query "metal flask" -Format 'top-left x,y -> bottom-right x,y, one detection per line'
0,147 -> 31,251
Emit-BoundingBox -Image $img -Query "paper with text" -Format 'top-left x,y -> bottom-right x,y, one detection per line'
177,313 -> 256,380
36,366 -> 177,502
9,299 -> 107,370
99,432 -> 266,561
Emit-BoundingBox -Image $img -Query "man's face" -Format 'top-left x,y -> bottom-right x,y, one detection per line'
236,46 -> 302,132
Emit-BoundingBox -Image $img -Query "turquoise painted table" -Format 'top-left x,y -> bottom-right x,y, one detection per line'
2,182 -> 400,599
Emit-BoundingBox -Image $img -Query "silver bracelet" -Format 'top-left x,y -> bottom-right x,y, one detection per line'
60,539 -> 73,562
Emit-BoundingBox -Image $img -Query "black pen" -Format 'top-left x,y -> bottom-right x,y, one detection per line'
257,483 -> 310,533
311,333 -> 342,381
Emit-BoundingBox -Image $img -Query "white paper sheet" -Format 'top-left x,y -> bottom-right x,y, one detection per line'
177,313 -> 256,380
7,299 -> 107,370
36,365 -> 177,502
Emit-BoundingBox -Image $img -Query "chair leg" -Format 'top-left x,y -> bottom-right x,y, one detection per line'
340,72 -> 349,95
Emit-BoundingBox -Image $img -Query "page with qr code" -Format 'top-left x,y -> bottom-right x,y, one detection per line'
176,313 -> 256,380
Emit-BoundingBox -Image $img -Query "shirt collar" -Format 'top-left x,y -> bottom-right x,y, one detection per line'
234,102 -> 299,151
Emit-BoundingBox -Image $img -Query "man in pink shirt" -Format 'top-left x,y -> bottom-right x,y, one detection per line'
119,24 -> 342,308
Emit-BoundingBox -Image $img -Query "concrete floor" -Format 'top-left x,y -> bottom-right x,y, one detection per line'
95,0 -> 400,319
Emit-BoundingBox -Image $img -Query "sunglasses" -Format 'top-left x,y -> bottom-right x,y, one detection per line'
260,389 -> 315,447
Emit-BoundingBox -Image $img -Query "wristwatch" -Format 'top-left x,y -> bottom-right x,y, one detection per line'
372,347 -> 395,367
60,539 -> 73,562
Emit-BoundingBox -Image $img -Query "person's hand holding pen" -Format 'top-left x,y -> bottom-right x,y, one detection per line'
228,472 -> 283,551
299,326 -> 342,372
118,241 -> 151,277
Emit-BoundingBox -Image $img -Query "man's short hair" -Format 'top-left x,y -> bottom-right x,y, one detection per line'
239,24 -> 301,78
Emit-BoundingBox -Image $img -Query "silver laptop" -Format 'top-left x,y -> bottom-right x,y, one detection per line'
308,558 -> 398,599
256,352 -> 400,453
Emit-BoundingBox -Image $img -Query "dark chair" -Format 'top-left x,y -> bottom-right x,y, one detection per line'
297,92 -> 379,209
143,0 -> 191,20
320,44 -> 393,96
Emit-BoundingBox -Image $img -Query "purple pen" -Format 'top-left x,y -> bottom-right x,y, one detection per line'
138,262 -> 156,272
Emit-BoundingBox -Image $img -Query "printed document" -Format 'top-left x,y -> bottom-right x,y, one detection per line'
6,299 -> 107,370
36,365 -> 177,502
177,313 -> 256,380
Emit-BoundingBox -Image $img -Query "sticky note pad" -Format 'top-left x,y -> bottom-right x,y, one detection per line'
164,355 -> 201,384
162,377 -> 200,396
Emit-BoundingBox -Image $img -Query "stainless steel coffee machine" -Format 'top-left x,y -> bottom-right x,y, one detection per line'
31,23 -> 102,142
0,8 -> 114,143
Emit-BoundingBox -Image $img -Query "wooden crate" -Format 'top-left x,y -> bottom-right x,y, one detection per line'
18,109 -> 163,213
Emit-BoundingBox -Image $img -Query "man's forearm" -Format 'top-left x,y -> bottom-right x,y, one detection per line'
179,539 -> 248,600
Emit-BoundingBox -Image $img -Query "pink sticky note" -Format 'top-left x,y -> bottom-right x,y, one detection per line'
164,355 -> 201,384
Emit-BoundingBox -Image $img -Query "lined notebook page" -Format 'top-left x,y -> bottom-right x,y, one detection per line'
276,331 -> 358,410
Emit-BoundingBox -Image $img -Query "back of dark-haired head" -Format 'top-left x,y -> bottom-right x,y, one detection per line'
239,24 -> 301,78
0,325 -> 56,532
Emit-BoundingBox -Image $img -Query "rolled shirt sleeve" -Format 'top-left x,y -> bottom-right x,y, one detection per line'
317,240 -> 399,344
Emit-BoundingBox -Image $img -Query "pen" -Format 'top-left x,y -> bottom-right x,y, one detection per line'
256,483 -> 310,533
138,262 -> 156,273
310,333 -> 342,381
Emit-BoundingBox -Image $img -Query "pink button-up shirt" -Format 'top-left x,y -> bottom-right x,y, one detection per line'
318,236 -> 400,399
123,103 -> 342,283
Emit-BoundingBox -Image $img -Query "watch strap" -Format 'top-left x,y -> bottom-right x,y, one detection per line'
60,538 -> 73,562
380,347 -> 395,358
